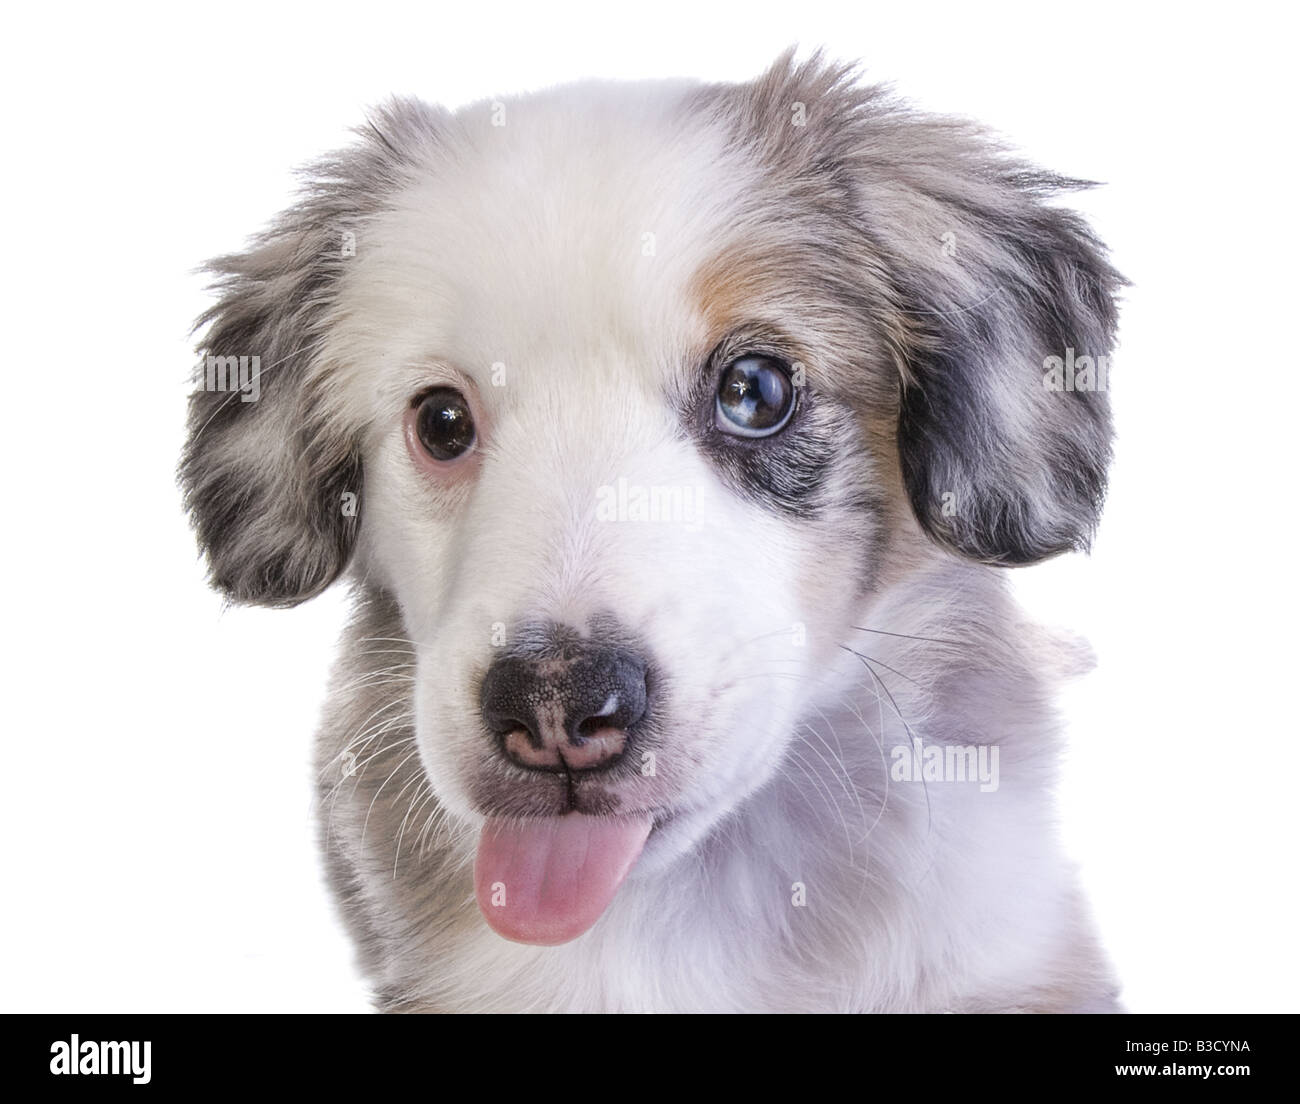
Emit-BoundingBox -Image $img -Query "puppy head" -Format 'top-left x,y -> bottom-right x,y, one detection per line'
182,52 -> 1120,941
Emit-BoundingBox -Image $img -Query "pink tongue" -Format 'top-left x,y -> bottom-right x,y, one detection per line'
474,813 -> 652,945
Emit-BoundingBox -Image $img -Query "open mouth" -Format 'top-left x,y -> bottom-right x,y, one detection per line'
473,812 -> 655,945
466,628 -> 675,944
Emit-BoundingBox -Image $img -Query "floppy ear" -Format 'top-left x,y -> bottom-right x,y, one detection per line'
180,100 -> 440,606
711,51 -> 1123,565
180,232 -> 362,608
866,133 -> 1124,565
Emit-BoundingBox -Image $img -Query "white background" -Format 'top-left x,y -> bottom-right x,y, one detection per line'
2,0 -> 1296,1012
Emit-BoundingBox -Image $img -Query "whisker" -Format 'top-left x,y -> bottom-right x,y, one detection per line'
787,735 -> 858,858
851,625 -> 963,647
844,652 -> 921,687
840,644 -> 931,835
362,745 -> 423,844
393,775 -> 434,874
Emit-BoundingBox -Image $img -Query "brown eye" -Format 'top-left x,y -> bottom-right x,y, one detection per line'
715,355 -> 795,438
414,387 -> 476,461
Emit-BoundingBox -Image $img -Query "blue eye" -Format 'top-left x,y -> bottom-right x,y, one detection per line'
715,355 -> 796,438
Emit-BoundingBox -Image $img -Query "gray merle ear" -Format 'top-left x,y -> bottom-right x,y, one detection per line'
179,100 -> 442,606
865,126 -> 1124,565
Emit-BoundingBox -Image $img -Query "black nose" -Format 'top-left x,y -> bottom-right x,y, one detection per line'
480,643 -> 648,773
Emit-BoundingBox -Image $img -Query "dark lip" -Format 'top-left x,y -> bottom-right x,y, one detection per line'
469,759 -> 670,821
471,795 -> 670,827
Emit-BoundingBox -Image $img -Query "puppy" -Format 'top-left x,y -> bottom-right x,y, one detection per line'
182,51 -> 1123,1012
